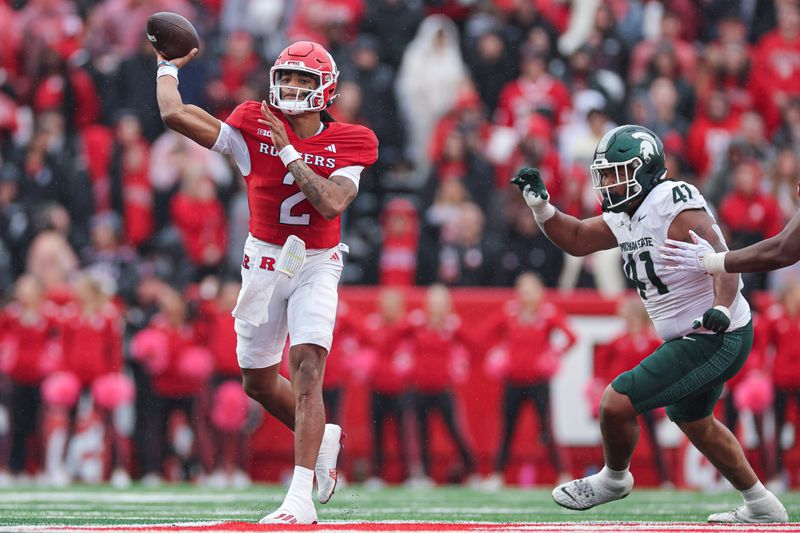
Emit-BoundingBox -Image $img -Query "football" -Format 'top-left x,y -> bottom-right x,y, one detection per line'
146,12 -> 200,60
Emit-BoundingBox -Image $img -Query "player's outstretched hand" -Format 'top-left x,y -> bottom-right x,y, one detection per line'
511,167 -> 549,203
660,230 -> 714,273
156,48 -> 197,69
691,305 -> 731,334
258,100 -> 290,151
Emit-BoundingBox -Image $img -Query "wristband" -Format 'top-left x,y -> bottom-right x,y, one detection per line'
702,251 -> 727,274
157,63 -> 179,83
279,145 -> 302,167
712,305 -> 731,319
531,202 -> 556,224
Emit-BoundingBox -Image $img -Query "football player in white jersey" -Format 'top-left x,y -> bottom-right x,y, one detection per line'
512,125 -> 787,523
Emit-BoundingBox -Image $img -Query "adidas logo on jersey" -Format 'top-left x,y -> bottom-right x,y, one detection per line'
330,252 -> 340,261
324,144 -> 337,153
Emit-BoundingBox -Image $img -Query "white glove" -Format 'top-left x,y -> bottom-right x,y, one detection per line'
661,230 -> 727,274
521,185 -> 555,223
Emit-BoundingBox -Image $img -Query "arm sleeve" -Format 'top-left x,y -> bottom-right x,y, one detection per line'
331,165 -> 365,189
211,122 -> 251,176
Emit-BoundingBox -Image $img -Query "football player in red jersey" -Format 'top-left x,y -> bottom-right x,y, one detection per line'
155,41 -> 378,524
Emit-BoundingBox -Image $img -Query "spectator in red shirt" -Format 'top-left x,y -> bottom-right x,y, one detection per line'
760,282 -> 800,490
750,1 -> 800,134
0,274 -> 59,479
685,90 -> 740,181
718,161 -> 784,294
286,0 -> 365,48
205,31 -> 264,121
408,284 -> 476,485
628,9 -> 698,87
323,300 -> 361,425
483,272 -> 576,488
110,112 -> 154,248
195,277 -> 254,489
379,198 -> 419,286
138,288 -> 213,483
169,166 -> 228,278
44,272 -> 131,486
31,47 -> 99,132
591,296 -> 671,487
494,50 -> 571,130
363,287 -> 413,484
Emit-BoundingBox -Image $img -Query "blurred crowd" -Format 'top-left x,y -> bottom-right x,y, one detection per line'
4,269 -> 800,491
1,0 -> 800,487
1,0 -> 800,293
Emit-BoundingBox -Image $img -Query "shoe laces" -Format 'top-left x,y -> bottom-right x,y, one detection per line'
571,479 -> 595,500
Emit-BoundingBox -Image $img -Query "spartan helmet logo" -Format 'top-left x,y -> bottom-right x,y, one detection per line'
631,131 -> 659,163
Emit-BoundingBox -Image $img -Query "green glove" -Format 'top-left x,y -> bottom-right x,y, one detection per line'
510,167 -> 549,201
510,167 -> 555,222
692,305 -> 731,334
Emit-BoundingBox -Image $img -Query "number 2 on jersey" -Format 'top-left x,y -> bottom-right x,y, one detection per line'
624,251 -> 669,299
280,172 -> 311,225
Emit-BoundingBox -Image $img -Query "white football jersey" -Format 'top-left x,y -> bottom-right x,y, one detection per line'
602,180 -> 751,340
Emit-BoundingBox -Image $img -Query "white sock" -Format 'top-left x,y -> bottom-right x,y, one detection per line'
741,481 -> 768,505
599,465 -> 630,484
284,466 -> 314,504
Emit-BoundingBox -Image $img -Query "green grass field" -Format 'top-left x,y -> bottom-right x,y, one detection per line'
0,484 -> 798,529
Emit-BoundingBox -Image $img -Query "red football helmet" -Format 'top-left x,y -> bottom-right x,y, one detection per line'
269,41 -> 339,115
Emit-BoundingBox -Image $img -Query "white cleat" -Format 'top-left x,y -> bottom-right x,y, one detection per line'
708,495 -> 788,523
259,500 -> 318,525
552,472 -> 633,511
315,424 -> 344,504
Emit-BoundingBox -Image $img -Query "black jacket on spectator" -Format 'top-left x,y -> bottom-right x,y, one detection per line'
360,0 -> 424,68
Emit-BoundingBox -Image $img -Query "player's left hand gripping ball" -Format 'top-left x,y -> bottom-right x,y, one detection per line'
692,305 -> 731,334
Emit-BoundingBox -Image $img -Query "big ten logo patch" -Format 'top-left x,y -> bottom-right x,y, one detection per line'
242,254 -> 276,271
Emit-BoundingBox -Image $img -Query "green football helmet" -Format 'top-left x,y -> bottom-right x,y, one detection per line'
590,125 -> 667,213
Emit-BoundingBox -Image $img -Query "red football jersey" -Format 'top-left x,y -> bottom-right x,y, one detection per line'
225,101 -> 379,249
